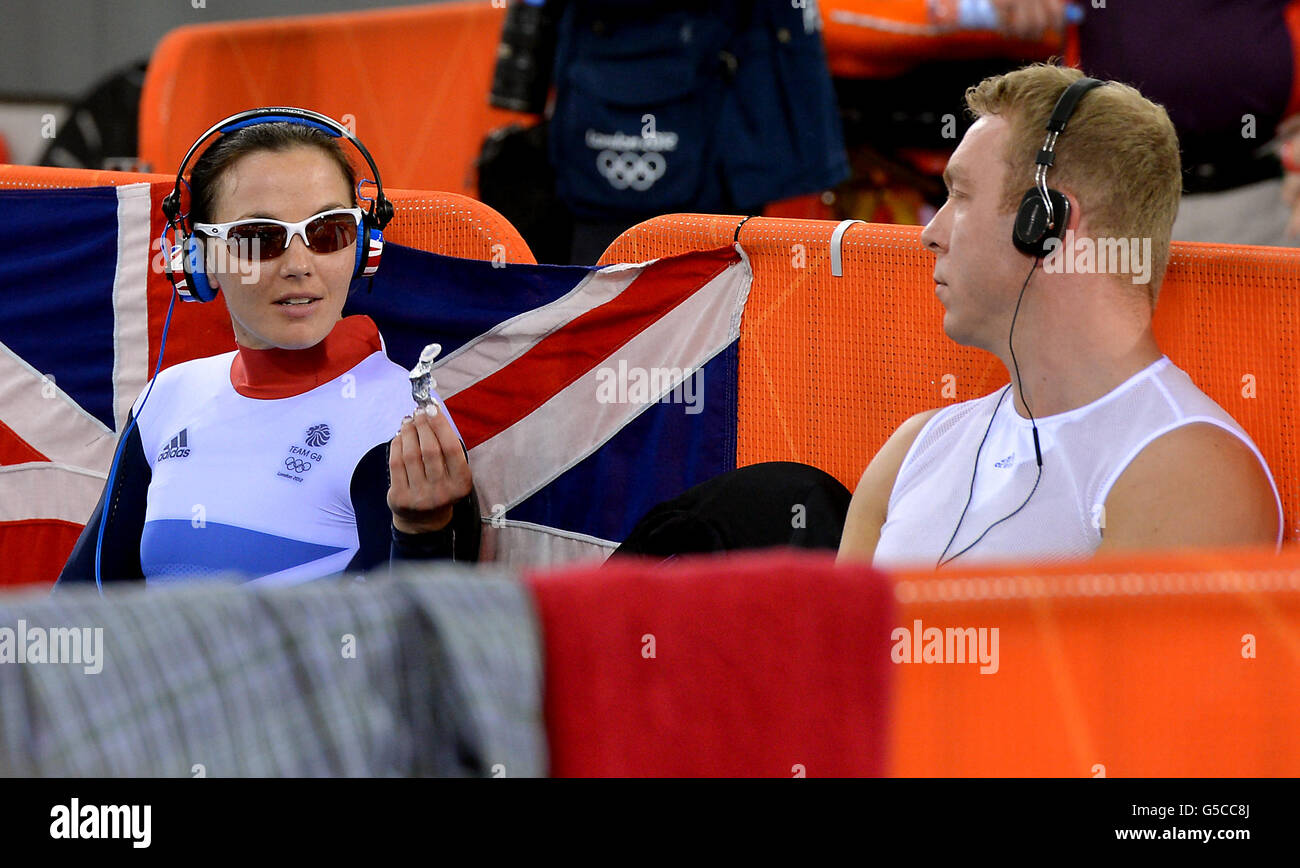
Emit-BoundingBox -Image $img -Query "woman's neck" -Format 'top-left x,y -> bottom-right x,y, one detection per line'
230,315 -> 382,399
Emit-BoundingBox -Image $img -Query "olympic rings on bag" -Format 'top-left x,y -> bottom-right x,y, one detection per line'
596,150 -> 667,191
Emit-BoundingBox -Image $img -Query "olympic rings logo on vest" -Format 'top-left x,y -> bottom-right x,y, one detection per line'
284,457 -> 312,474
278,424 -> 329,483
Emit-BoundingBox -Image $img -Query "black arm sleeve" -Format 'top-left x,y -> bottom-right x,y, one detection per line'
55,419 -> 150,588
347,442 -> 482,573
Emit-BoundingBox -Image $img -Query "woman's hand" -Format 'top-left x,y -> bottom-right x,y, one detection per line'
388,406 -> 474,534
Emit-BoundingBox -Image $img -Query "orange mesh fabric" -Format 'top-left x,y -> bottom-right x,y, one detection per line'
381,187 -> 534,264
887,546 -> 1300,776
600,217 -> 1300,541
137,1 -> 532,195
0,165 -> 533,263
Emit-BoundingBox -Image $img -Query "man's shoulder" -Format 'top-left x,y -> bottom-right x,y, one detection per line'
884,389 -> 1007,454
892,407 -> 943,446
855,407 -> 944,490
839,405 -> 952,564
1147,359 -> 1243,420
1101,421 -> 1281,549
1113,421 -> 1272,493
1103,358 -> 1271,484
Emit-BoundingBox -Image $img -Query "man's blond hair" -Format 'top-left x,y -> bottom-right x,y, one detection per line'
965,63 -> 1182,298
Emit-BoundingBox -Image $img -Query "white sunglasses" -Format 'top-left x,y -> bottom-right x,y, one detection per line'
192,207 -> 363,260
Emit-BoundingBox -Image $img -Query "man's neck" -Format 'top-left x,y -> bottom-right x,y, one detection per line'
992,275 -> 1164,420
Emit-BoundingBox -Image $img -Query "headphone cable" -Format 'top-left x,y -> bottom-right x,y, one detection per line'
936,259 -> 1044,567
93,238 -> 179,594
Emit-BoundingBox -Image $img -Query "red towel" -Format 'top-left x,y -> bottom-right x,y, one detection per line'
526,549 -> 896,777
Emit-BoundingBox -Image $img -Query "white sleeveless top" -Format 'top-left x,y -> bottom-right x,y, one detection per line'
872,357 -> 1282,569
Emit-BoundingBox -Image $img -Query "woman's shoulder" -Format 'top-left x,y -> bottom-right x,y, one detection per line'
137,351 -> 238,405
348,349 -> 415,400
129,351 -> 237,450
344,350 -> 463,441
337,350 -> 419,429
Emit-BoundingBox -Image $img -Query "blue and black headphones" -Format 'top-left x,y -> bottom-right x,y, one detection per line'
160,106 -> 394,302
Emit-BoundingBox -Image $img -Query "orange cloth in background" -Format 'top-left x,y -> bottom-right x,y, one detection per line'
820,0 -> 1061,78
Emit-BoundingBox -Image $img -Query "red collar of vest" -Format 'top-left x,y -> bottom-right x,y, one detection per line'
230,315 -> 383,399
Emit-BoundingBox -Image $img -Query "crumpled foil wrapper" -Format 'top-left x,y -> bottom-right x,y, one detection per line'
409,342 -> 442,414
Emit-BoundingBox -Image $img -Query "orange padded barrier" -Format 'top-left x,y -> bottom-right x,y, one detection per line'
887,546 -> 1300,776
0,164 -> 534,264
381,187 -> 536,265
598,216 -> 1300,541
138,1 -> 532,195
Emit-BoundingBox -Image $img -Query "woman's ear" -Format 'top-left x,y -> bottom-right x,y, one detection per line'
198,237 -> 222,290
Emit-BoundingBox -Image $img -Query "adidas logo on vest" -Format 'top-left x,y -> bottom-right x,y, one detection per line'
157,429 -> 191,462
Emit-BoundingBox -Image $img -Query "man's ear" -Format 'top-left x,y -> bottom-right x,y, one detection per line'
1059,188 -> 1083,234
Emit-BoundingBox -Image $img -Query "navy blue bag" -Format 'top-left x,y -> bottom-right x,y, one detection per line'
549,0 -> 848,219
550,5 -> 733,218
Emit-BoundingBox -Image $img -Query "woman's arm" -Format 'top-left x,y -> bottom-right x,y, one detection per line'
56,420 -> 150,587
391,481 -> 481,563
348,435 -> 481,572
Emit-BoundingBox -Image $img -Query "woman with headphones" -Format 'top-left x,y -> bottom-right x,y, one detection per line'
57,108 -> 479,587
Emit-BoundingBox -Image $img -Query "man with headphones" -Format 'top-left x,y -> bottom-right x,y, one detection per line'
58,107 -> 479,587
837,64 -> 1283,568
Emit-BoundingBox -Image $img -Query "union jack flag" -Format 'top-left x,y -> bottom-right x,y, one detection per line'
0,182 -> 751,585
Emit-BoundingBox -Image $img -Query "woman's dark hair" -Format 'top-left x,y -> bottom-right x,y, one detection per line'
186,122 -> 357,226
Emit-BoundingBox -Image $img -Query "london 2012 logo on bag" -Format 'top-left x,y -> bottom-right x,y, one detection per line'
586,117 -> 677,192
